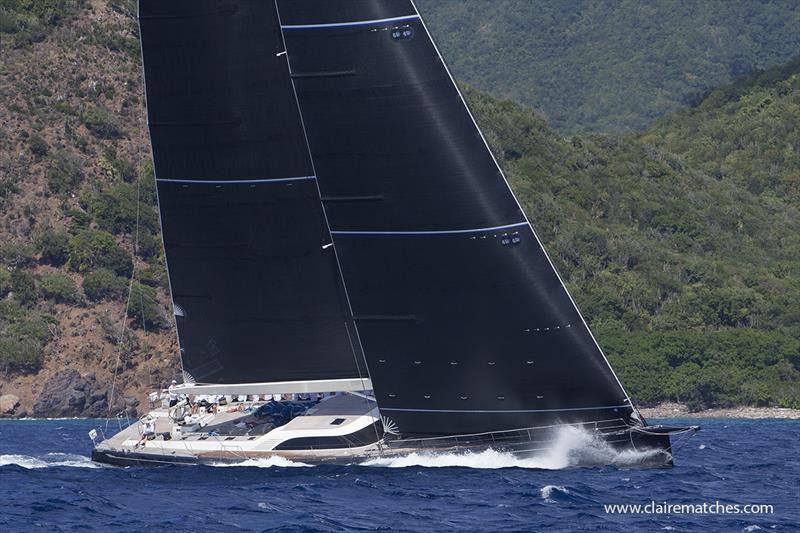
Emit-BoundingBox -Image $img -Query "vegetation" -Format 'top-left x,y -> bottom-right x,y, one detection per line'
83,268 -> 128,302
88,182 -> 158,236
417,0 -> 800,133
28,134 -> 48,156
0,242 -> 36,268
67,229 -> 133,277
81,105 -> 123,139
0,335 -> 45,373
598,326 -> 799,410
45,150 -> 83,195
36,229 -> 70,266
0,301 -> 55,374
0,0 -> 174,384
641,57 -> 800,204
127,282 -> 167,331
39,271 -> 81,304
9,269 -> 38,307
0,0 -> 86,48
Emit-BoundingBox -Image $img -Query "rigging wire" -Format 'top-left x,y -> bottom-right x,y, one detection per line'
105,92 -> 146,431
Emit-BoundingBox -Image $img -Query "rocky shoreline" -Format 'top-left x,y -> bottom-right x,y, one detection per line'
0,369 -> 139,419
639,402 -> 800,420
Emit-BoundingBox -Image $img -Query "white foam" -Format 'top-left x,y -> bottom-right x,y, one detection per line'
363,448 -> 533,469
209,456 -> 312,468
363,425 -> 666,470
0,453 -> 100,469
540,484 -> 569,502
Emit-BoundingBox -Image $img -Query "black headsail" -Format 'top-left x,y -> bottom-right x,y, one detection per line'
275,0 -> 636,435
138,1 -> 367,384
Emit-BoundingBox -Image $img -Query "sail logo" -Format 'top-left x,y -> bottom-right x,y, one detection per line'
391,25 -> 414,41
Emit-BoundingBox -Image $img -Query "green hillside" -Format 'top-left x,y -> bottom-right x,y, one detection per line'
641,57 -> 800,204
0,0 -> 177,414
0,0 -> 797,414
417,0 -> 800,134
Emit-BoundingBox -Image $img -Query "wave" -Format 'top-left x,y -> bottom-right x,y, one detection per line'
363,425 -> 666,470
540,484 -> 569,502
208,456 -> 312,468
0,453 -> 101,469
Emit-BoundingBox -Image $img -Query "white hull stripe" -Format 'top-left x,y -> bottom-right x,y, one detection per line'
381,405 -> 631,414
331,221 -> 528,236
281,15 -> 419,30
157,176 -> 315,185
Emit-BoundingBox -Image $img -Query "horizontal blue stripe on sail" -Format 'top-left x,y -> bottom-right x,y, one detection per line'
380,405 -> 631,414
281,15 -> 419,30
330,222 -> 529,236
156,176 -> 316,185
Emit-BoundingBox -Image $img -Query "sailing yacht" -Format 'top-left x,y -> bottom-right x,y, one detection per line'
91,0 -> 697,467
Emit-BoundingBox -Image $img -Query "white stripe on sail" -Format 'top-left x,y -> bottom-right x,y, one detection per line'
331,222 -> 528,236
156,176 -> 316,184
281,15 -> 419,30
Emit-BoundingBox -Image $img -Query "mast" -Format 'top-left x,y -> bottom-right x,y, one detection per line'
276,0 -> 635,435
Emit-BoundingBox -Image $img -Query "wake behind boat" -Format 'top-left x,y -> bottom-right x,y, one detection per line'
92,0 -> 697,467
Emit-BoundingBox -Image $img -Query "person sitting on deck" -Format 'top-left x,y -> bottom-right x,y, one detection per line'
137,417 -> 156,447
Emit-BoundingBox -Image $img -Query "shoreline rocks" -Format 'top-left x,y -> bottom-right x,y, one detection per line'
0,394 -> 20,417
638,402 -> 800,420
31,369 -> 134,418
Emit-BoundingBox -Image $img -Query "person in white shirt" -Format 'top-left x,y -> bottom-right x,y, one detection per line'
168,380 -> 179,407
138,418 -> 156,447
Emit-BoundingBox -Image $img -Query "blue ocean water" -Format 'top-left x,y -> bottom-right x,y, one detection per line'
0,418 -> 797,532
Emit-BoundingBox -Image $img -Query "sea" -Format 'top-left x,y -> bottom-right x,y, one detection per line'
0,418 -> 797,532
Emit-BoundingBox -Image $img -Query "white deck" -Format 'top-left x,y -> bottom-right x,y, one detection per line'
94,394 -> 382,462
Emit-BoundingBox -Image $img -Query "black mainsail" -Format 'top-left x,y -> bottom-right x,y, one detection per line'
139,0 -> 636,435
139,1 -> 366,384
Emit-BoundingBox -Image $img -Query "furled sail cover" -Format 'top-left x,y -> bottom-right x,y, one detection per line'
277,0 -> 635,434
138,1 -> 364,383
